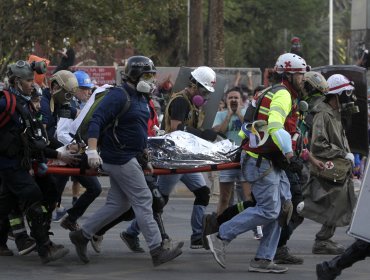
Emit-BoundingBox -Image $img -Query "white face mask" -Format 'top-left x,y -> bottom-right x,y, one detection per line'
136,80 -> 154,94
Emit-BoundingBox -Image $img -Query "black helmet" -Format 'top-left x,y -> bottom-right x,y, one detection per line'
123,56 -> 156,84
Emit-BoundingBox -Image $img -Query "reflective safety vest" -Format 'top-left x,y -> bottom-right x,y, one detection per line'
242,84 -> 298,156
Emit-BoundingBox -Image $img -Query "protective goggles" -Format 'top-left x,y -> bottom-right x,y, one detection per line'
197,85 -> 211,96
141,73 -> 156,80
15,60 -> 29,68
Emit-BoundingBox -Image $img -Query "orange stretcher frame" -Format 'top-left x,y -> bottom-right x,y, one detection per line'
39,162 -> 241,176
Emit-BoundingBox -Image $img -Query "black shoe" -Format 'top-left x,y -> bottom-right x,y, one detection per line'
61,216 -> 80,232
150,242 -> 183,267
39,242 -> 69,264
190,238 -> 204,249
0,244 -> 14,256
316,262 -> 341,280
202,212 -> 219,250
120,231 -> 144,253
69,229 -> 89,263
16,237 -> 36,256
274,245 -> 303,265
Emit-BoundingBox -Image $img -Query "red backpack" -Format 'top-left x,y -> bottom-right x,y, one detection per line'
0,90 -> 17,128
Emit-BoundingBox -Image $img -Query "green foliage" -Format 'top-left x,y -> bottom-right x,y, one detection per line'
0,0 -> 352,78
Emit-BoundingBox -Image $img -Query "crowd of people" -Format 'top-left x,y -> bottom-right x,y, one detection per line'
0,46 -> 369,279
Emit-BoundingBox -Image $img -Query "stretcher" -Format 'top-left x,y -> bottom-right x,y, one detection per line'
38,162 -> 241,177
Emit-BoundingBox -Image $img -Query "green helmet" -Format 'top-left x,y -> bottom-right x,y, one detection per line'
7,60 -> 47,81
50,70 -> 78,104
7,60 -> 34,80
303,71 -> 329,94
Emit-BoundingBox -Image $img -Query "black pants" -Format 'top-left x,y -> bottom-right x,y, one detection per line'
67,176 -> 102,222
325,239 -> 370,273
0,167 -> 51,254
278,170 -> 304,247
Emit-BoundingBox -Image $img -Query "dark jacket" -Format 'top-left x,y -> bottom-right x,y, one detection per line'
88,83 -> 149,165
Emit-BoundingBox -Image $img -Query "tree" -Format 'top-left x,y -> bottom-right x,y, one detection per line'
207,0 -> 225,67
188,0 -> 204,66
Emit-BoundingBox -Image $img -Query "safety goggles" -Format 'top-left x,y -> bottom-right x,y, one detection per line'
15,60 -> 28,68
197,85 -> 211,97
141,73 -> 156,81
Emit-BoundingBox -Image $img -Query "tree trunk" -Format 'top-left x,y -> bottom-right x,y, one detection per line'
188,0 -> 204,66
207,0 -> 224,67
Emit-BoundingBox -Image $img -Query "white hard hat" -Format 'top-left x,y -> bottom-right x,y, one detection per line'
191,66 -> 216,92
326,74 -> 354,95
275,53 -> 310,74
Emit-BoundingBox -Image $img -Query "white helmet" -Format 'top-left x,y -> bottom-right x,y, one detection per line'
326,74 -> 354,95
275,53 -> 310,74
191,66 -> 216,92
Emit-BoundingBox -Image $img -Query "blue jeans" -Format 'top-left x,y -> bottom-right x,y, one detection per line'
219,153 -> 291,260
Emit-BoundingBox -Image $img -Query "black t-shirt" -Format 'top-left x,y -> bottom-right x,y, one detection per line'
168,97 -> 190,121
60,47 -> 75,69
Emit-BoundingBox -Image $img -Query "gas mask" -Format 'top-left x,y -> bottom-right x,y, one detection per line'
191,85 -> 210,108
339,90 -> 359,115
136,73 -> 156,98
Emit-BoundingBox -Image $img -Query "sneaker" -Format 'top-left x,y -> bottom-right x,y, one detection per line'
162,238 -> 184,250
274,245 -> 303,264
312,239 -> 345,255
202,213 -> 219,250
39,242 -> 69,264
248,259 -> 288,273
190,238 -> 203,249
150,242 -> 183,267
120,231 -> 144,253
206,233 -> 227,269
316,261 -> 341,280
278,199 -> 293,227
60,216 -> 80,231
69,229 -> 90,263
52,208 -> 67,222
90,234 -> 104,253
0,244 -> 14,256
16,237 -> 36,256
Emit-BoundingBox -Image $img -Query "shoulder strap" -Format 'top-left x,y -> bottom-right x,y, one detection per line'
106,88 -> 131,149
0,90 -> 17,128
252,84 -> 287,121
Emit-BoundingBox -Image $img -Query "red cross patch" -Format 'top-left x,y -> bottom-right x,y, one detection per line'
325,161 -> 334,170
211,80 -> 216,86
285,61 -> 292,68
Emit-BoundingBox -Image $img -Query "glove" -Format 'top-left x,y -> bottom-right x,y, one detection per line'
345,152 -> 355,166
85,149 -> 102,168
58,151 -> 81,166
287,156 -> 303,176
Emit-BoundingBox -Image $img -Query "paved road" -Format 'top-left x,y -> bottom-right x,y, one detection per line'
1,192 -> 369,280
